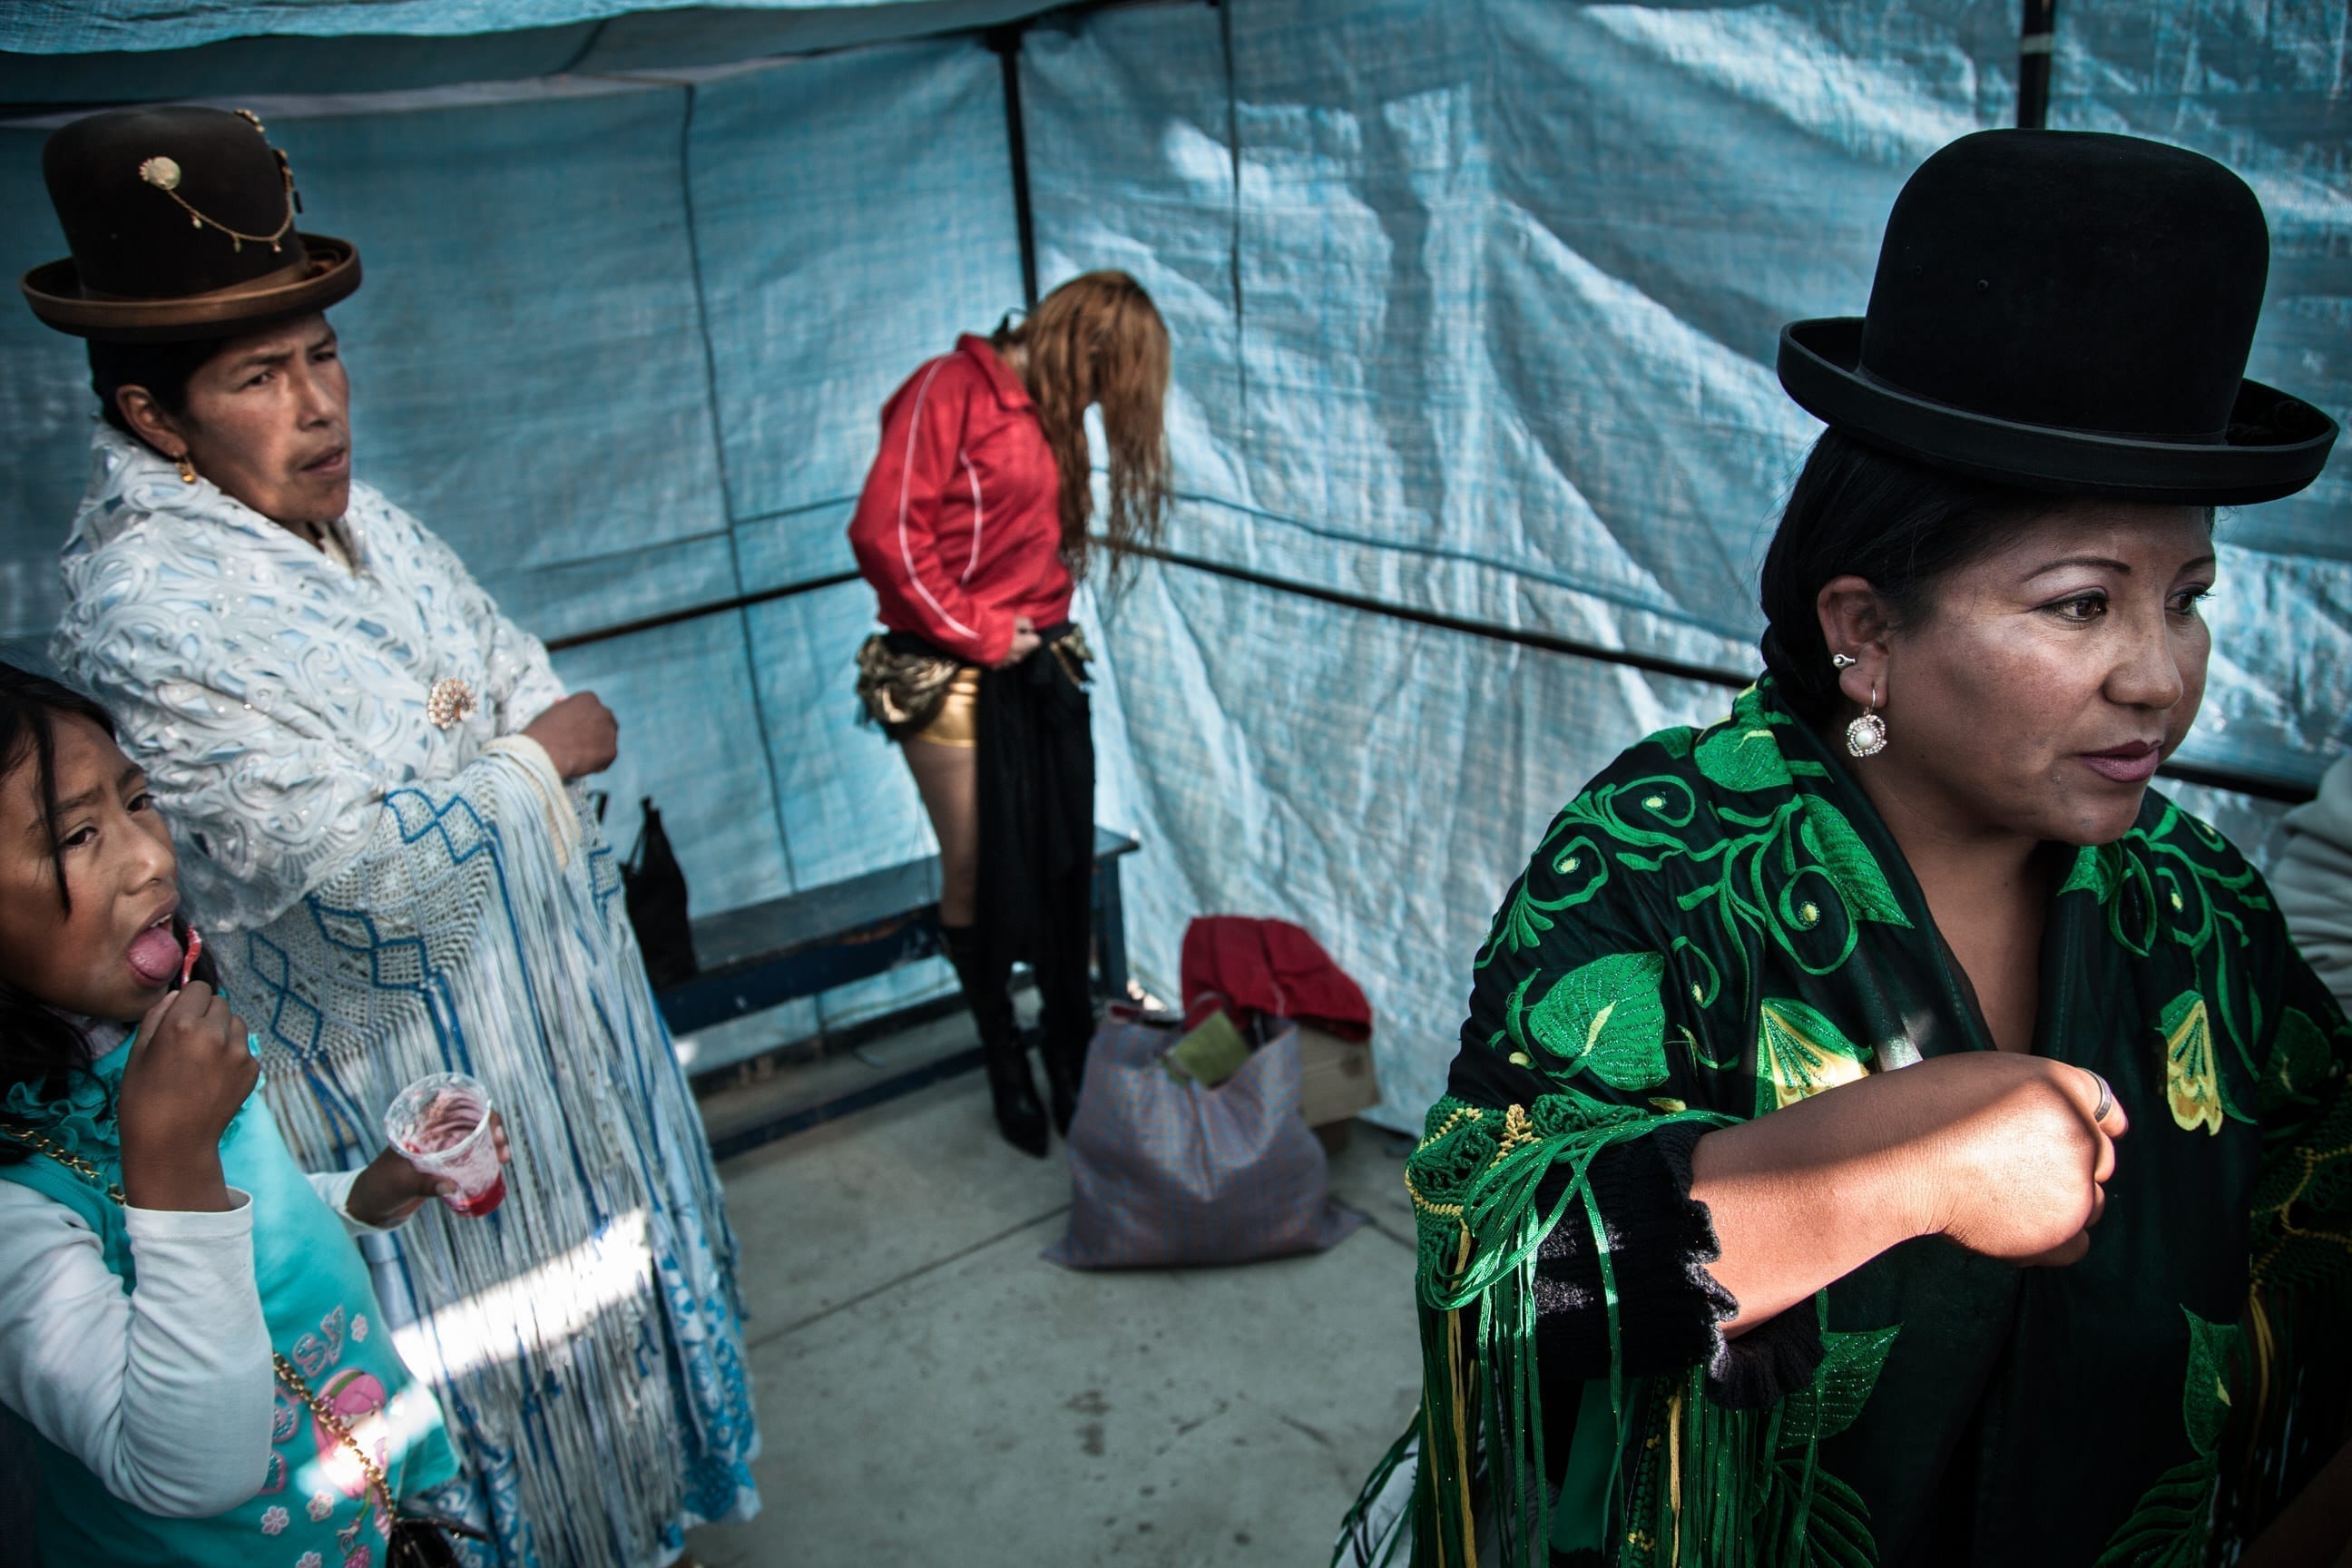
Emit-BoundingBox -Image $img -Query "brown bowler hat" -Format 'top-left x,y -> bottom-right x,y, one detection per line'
22,105 -> 361,343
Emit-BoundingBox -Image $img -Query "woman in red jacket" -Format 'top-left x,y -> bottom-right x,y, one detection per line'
848,271 -> 1171,1156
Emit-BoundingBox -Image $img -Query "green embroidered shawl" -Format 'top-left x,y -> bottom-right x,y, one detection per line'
1356,680 -> 2352,1567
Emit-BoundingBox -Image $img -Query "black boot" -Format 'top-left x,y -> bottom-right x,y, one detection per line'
1032,888 -> 1096,1139
941,925 -> 1048,1159
1038,1024 -> 1086,1138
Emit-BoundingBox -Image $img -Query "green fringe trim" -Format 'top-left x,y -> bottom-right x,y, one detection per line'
1339,1091 -> 1905,1568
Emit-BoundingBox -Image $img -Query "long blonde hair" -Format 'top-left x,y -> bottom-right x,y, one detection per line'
994,270 -> 1171,583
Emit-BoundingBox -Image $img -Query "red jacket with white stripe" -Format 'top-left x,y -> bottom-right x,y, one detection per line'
847,334 -> 1073,668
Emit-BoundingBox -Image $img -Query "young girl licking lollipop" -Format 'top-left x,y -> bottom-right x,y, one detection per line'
0,662 -> 500,1568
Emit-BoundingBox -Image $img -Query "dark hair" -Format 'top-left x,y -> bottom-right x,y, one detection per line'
992,270 -> 1171,583
1758,429 -> 2064,725
0,663 -> 214,1158
86,335 -> 228,440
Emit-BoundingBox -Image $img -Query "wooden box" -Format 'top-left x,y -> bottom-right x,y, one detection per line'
1296,1024 -> 1380,1127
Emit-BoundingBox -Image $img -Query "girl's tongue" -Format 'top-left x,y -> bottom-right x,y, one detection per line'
126,926 -> 182,985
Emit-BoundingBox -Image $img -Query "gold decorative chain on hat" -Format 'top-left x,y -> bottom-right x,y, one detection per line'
136,108 -> 300,256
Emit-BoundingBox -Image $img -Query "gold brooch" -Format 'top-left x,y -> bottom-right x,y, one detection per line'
426,678 -> 478,730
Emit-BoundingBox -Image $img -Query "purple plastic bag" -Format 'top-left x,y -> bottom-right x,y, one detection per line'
1045,1017 -> 1365,1269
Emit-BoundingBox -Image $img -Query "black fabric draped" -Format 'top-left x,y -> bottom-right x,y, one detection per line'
974,623 -> 1095,1062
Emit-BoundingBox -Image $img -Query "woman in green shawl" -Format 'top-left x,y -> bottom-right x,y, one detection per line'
1341,132 -> 2351,1568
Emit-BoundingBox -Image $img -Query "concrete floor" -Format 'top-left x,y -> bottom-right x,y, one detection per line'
684,1043 -> 1426,1567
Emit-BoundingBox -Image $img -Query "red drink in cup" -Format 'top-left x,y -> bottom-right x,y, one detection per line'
384,1073 -> 505,1218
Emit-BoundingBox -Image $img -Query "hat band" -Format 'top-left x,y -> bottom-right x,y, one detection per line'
73,256 -> 313,307
1853,363 -> 2231,447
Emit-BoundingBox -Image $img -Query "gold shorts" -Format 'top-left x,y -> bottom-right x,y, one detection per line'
905,665 -> 981,748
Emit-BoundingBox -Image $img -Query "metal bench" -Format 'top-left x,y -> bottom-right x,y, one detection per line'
658,828 -> 1141,1157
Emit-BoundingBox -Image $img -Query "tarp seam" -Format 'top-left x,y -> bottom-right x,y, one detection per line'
674,74 -> 802,892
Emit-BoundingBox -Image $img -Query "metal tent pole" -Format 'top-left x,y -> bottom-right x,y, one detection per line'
2017,0 -> 2059,128
985,23 -> 1041,310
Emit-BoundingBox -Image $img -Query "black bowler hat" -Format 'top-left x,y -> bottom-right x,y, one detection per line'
22,105 -> 361,343
1779,130 -> 2336,506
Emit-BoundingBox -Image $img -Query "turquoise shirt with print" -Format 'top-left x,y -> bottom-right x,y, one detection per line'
0,1034 -> 458,1567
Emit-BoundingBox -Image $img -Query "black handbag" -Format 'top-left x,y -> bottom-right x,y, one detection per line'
622,797 -> 698,991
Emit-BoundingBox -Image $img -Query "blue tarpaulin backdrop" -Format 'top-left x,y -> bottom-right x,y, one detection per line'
1,0 -> 2344,1126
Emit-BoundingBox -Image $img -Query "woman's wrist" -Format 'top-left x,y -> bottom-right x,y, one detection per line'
1790,1056 -> 1981,1245
342,1157 -> 404,1230
340,1147 -> 444,1229
120,1148 -> 233,1212
488,732 -> 564,789
500,727 -> 567,780
1689,1073 -> 1955,1325
1876,1141 -> 1952,1245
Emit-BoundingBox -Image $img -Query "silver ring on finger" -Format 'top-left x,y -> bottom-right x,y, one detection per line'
2089,1071 -> 2114,1125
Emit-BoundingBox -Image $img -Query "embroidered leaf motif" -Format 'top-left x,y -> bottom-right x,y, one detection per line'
1757,999 -> 1873,1112
1791,1467 -> 1877,1568
1650,725 -> 1695,760
1489,877 -> 1560,958
2092,1455 -> 2219,1568
1693,723 -> 1792,793
2094,1309 -> 2241,1567
2060,842 -> 2125,903
2262,1007 -> 2332,1105
1516,951 -> 1671,1091
1732,683 -> 1789,727
1798,797 -> 1912,928
1759,1461 -> 1879,1568
2180,1308 -> 2241,1457
2161,993 -> 2226,1136
1482,838 -> 1611,962
1780,1323 -> 1901,1446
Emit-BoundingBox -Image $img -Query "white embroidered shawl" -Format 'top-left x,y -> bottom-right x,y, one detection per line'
52,426 -> 568,932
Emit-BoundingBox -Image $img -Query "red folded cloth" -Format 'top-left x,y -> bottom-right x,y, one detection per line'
1178,916 -> 1373,1042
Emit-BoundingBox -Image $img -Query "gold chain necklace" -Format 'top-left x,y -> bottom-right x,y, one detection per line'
0,1122 -> 125,1204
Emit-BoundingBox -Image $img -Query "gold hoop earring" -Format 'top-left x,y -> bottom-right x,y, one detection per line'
173,451 -> 198,485
1846,684 -> 1888,759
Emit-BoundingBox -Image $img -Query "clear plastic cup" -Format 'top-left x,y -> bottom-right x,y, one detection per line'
383,1072 -> 505,1218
